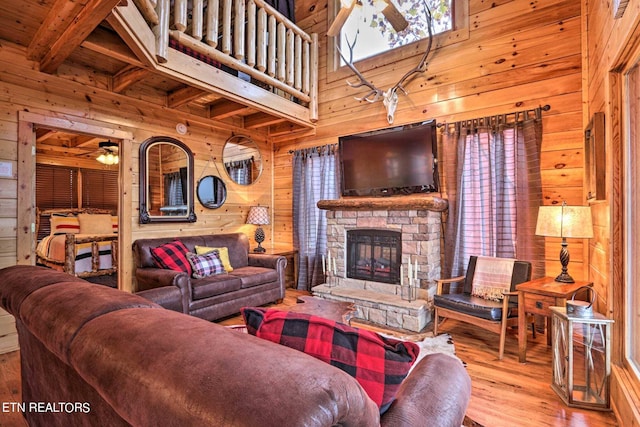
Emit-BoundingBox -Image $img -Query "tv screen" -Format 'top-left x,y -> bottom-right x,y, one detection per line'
339,120 -> 438,197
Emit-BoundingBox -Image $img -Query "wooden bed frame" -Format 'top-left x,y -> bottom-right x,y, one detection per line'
36,208 -> 118,278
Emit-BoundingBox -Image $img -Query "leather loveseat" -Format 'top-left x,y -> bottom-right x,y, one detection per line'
0,266 -> 472,427
132,233 -> 286,321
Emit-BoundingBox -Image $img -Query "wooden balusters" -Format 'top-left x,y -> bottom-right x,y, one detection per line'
267,15 -> 276,77
247,0 -> 256,67
154,0 -> 169,63
173,0 -> 187,31
205,0 -> 219,47
191,0 -> 204,40
233,0 -> 245,60
222,0 -> 232,54
257,7 -> 267,72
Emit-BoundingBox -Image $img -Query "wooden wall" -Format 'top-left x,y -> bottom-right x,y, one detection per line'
0,41 -> 274,292
583,0 -> 640,424
275,0 -> 587,279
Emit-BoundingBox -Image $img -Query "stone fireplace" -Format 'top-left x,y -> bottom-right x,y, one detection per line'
313,196 -> 447,332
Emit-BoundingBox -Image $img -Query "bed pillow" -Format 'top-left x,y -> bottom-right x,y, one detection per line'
50,216 -> 80,235
111,216 -> 119,233
241,307 -> 419,413
150,240 -> 192,275
77,214 -> 114,235
186,250 -> 226,279
195,245 -> 233,272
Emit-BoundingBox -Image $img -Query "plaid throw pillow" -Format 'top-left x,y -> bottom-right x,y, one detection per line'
150,240 -> 192,275
186,250 -> 226,279
241,307 -> 419,413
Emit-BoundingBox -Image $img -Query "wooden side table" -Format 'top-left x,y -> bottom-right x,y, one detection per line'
517,277 -> 593,363
255,246 -> 299,289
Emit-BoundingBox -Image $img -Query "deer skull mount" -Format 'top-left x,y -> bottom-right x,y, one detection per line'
334,4 -> 433,125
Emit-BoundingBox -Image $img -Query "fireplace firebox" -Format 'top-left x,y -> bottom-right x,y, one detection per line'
346,229 -> 401,284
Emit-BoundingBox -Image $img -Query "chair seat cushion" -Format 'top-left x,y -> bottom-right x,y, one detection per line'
433,293 -> 517,321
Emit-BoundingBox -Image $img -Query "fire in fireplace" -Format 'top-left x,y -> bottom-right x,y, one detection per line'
346,229 -> 402,284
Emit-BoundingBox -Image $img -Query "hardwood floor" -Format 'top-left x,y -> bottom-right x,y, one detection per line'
0,289 -> 619,426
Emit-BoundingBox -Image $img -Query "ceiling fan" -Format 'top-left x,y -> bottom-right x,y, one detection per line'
96,141 -> 119,165
327,0 -> 408,38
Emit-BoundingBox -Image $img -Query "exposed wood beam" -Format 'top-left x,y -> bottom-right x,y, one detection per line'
167,86 -> 208,108
209,100 -> 254,120
244,112 -> 287,129
27,0 -> 91,61
38,0 -> 124,74
112,65 -> 150,93
268,122 -> 305,137
81,27 -> 144,68
35,129 -> 57,143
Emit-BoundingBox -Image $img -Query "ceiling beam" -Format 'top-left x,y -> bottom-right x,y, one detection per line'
81,26 -> 144,68
167,86 -> 209,108
112,64 -> 150,93
37,0 -> 124,73
209,100 -> 254,120
244,112 -> 287,129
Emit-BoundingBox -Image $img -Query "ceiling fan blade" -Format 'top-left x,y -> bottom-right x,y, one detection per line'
327,0 -> 357,37
381,0 -> 408,33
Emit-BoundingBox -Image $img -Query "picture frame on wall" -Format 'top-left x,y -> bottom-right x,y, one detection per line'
585,112 -> 605,201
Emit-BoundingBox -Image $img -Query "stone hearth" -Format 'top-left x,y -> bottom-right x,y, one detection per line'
313,195 -> 446,332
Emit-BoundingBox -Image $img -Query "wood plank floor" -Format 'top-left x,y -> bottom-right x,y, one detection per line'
0,289 -> 619,426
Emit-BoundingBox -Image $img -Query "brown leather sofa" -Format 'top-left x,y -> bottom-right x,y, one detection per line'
1,266 -> 472,427
132,233 -> 286,321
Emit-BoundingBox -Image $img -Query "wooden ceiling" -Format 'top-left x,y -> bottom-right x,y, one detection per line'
0,0 -> 313,153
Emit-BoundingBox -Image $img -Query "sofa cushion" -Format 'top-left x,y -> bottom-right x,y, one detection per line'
191,275 -> 243,300
241,307 -> 419,412
150,240 -> 192,275
187,251 -> 226,279
230,266 -> 278,288
195,245 -> 234,272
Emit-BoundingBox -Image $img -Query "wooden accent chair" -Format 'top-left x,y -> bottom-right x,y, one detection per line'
433,256 -> 533,360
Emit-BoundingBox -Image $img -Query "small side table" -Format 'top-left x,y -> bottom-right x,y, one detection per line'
255,246 -> 299,289
517,277 -> 593,363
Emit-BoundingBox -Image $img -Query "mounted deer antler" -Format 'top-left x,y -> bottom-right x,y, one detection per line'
335,3 -> 434,124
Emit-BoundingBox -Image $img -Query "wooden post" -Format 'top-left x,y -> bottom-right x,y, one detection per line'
65,234 -> 76,276
234,0 -> 245,60
294,34 -> 302,91
154,0 -> 170,63
205,0 -> 219,47
173,0 -> 187,31
192,0 -> 204,40
277,22 -> 286,81
256,7 -> 267,71
286,29 -> 294,86
222,0 -> 232,54
267,15 -> 276,77
309,33 -> 318,122
247,0 -> 256,67
302,40 -> 309,95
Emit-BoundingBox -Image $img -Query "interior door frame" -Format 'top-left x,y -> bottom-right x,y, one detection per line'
17,111 -> 133,291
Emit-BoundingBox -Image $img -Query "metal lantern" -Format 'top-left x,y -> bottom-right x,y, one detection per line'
550,306 -> 614,411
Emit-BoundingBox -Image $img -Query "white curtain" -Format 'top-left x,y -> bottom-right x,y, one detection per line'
292,145 -> 338,290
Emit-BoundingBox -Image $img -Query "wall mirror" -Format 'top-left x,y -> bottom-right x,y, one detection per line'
197,176 -> 227,209
222,135 -> 263,185
139,136 -> 196,223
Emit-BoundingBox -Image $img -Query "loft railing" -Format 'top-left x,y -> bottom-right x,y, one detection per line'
130,0 -> 318,123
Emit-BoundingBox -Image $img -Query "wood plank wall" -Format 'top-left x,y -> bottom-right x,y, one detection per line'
0,42 -> 274,292
584,0 -> 640,424
274,0 -> 586,279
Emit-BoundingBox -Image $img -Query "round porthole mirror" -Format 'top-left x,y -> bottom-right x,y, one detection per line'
197,176 -> 227,209
222,135 -> 262,185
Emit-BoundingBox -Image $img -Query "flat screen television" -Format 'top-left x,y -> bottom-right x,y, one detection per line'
339,120 -> 439,197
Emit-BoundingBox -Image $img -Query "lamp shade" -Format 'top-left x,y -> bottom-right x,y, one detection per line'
246,206 -> 269,225
535,205 -> 593,239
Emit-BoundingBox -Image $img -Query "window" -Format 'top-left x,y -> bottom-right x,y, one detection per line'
624,60 -> 640,381
340,0 -> 452,63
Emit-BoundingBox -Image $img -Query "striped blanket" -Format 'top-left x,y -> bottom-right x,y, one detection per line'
470,256 -> 515,301
37,234 -> 114,274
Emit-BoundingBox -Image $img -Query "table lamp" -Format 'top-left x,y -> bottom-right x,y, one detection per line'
246,206 -> 269,252
535,202 -> 593,283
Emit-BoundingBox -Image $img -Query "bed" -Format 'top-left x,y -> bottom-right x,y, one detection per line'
36,208 -> 118,278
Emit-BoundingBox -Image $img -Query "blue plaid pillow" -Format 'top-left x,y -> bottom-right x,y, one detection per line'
186,250 -> 226,279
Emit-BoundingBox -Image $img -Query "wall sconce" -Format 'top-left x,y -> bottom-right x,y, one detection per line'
246,206 -> 269,253
535,203 -> 593,283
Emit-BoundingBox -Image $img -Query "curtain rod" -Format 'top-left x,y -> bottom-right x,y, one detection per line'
437,104 -> 551,129
288,143 -> 337,155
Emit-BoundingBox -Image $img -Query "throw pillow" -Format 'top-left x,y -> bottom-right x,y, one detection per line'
150,240 -> 192,275
241,307 -> 419,413
186,250 -> 226,279
50,216 -> 80,235
195,245 -> 234,272
77,213 -> 114,235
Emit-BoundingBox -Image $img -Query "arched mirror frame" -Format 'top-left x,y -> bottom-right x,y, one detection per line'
139,136 -> 197,223
222,134 -> 263,185
197,175 -> 227,209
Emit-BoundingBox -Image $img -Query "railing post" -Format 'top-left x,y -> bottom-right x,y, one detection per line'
267,16 -> 276,77
154,0 -> 170,63
234,0 -> 245,60
247,0 -> 257,67
222,0 -> 232,54
173,0 -> 187,32
257,7 -> 267,72
310,33 -> 318,122
192,0 -> 204,40
277,22 -> 286,82
205,0 -> 219,47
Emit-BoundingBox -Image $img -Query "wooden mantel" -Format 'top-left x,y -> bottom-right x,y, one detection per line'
317,195 -> 448,212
